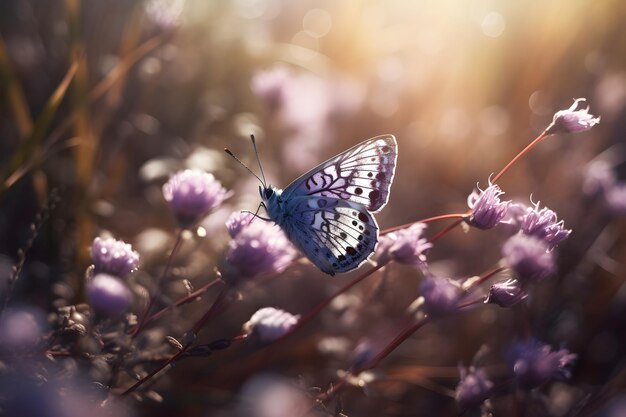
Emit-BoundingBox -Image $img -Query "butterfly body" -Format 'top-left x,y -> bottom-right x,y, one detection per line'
260,135 -> 397,276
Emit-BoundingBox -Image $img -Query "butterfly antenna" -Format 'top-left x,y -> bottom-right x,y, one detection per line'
224,148 -> 265,186
250,134 -> 267,187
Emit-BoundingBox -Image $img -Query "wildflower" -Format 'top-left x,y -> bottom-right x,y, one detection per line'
223,220 -> 297,280
466,182 -> 510,229
419,276 -> 462,316
520,202 -> 571,248
502,235 -> 556,284
237,374 -> 313,417
377,223 -> 432,270
582,160 -> 616,197
162,169 -> 230,228
545,98 -> 600,135
86,273 -> 133,317
243,307 -> 300,343
226,211 -> 255,238
90,237 -> 140,278
250,66 -> 292,111
506,340 -> 577,388
485,279 -> 528,307
0,308 -> 43,352
455,366 -> 494,409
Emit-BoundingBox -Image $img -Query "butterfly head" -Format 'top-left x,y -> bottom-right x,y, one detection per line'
259,185 -> 278,203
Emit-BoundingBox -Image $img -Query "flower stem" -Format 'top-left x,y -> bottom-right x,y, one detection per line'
491,130 -> 548,184
131,230 -> 184,339
381,213 -> 467,235
143,277 -> 222,325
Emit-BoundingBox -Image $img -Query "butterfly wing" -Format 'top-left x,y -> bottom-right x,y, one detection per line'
280,195 -> 378,275
282,135 -> 397,213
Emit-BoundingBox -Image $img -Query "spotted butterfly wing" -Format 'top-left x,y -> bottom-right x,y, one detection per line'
277,135 -> 397,275
282,135 -> 397,213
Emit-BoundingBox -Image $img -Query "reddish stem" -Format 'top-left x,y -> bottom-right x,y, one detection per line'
381,213 -> 467,235
143,278 -> 222,325
131,230 -> 184,338
491,130 -> 548,184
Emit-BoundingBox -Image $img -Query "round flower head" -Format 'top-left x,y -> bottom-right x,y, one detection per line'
502,234 -> 556,284
485,279 -> 528,308
91,237 -> 140,278
250,66 -> 292,112
520,202 -> 571,249
162,169 -> 230,228
419,276 -> 462,316
583,160 -> 616,197
506,340 -> 577,388
0,308 -> 43,352
455,366 -> 494,409
243,307 -> 300,343
545,98 -> 600,135
377,223 -> 432,270
86,273 -> 133,317
467,181 -> 510,229
223,218 -> 297,280
226,211 -> 255,238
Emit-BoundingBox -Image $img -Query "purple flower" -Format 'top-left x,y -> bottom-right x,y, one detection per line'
520,202 -> 571,248
455,366 -> 494,409
243,307 -> 300,343
419,276 -> 462,316
162,169 -> 230,228
91,237 -> 140,278
377,223 -> 432,269
583,160 -> 616,197
485,279 -> 528,307
502,235 -> 556,284
223,220 -> 297,280
506,340 -> 577,388
466,182 -> 510,229
0,308 -> 43,352
546,98 -> 600,135
225,211 -> 255,238
86,273 -> 133,317
250,66 -> 292,112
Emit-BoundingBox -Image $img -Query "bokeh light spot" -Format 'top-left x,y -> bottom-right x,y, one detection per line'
303,8 -> 332,38
481,12 -> 505,38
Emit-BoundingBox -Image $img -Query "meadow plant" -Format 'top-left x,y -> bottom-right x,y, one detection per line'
0,4 -> 621,415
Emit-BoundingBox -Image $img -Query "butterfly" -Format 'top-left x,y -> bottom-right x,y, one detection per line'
256,135 -> 398,276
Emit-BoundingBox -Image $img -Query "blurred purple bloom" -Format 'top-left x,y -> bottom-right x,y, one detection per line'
520,203 -> 571,248
604,182 -> 626,214
377,223 -> 432,269
546,98 -> 600,135
251,66 -> 292,112
583,160 -> 616,197
86,273 -> 133,317
485,279 -> 528,307
91,237 -> 140,278
163,169 -> 230,228
502,235 -> 556,284
224,219 -> 297,280
455,366 -> 494,409
0,308 -> 42,352
226,211 -> 255,238
467,182 -> 510,229
507,340 -> 577,388
419,276 -> 462,316
243,307 -> 300,343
